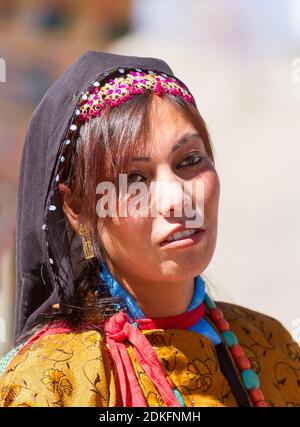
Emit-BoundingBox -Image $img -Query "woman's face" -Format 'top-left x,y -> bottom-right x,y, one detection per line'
98,96 -> 220,284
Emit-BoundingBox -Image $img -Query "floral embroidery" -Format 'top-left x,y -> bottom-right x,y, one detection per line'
0,304 -> 299,407
186,359 -> 212,392
0,384 -> 22,405
83,332 -> 102,350
41,368 -> 72,398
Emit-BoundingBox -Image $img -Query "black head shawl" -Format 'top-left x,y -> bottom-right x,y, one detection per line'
14,50 -> 196,344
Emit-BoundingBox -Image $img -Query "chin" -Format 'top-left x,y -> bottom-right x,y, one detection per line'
158,260 -> 207,282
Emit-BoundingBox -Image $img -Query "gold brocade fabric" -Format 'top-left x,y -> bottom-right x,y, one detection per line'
0,302 -> 299,407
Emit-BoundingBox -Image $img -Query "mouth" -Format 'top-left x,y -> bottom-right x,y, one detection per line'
159,228 -> 205,249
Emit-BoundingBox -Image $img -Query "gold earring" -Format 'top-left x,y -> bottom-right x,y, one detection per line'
78,224 -> 95,260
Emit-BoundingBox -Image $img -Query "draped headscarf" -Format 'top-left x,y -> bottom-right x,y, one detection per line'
14,50 -> 197,344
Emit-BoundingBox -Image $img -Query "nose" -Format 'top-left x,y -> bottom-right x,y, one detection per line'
151,172 -> 185,219
150,168 -> 205,228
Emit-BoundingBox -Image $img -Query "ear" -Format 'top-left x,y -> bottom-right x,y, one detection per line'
58,183 -> 79,234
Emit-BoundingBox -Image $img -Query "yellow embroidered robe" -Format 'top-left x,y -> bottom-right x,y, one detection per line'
0,302 -> 299,407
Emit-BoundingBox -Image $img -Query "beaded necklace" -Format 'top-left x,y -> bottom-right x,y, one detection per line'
203,293 -> 268,407
149,293 -> 269,407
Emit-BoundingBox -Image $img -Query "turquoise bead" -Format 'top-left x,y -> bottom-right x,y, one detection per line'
204,293 -> 216,310
173,389 -> 185,407
132,322 -> 139,328
241,369 -> 260,390
222,331 -> 238,347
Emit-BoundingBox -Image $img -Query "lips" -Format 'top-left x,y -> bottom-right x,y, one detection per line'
159,225 -> 205,246
159,228 -> 205,249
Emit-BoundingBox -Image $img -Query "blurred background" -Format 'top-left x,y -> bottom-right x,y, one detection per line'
1,0 -> 300,357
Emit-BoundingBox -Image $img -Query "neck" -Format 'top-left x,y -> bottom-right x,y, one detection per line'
104,262 -> 195,318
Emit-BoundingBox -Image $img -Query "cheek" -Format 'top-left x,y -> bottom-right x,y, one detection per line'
101,217 -> 152,255
206,170 -> 220,205
196,169 -> 220,223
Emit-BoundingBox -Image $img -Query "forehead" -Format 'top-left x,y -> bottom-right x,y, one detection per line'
148,96 -> 197,142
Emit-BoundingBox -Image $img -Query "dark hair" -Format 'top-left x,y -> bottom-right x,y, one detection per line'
15,90 -> 215,346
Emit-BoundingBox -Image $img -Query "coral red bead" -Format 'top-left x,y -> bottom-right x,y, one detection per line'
249,388 -> 265,403
254,400 -> 268,407
235,356 -> 251,371
214,317 -> 229,332
230,344 -> 245,359
209,308 -> 224,322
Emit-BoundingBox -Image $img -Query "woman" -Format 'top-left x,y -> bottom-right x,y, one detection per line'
0,50 -> 299,407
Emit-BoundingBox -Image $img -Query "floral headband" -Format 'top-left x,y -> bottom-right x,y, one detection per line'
74,68 -> 196,127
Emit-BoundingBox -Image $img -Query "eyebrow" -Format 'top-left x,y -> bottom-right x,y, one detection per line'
132,132 -> 202,161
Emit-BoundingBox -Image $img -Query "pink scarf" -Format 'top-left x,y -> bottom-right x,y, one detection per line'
104,302 -> 205,406
19,302 -> 205,407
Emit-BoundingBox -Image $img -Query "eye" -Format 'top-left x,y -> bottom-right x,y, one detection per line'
176,153 -> 203,169
128,172 -> 146,184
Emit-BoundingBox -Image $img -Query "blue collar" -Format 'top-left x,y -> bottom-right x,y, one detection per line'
99,261 -> 221,345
